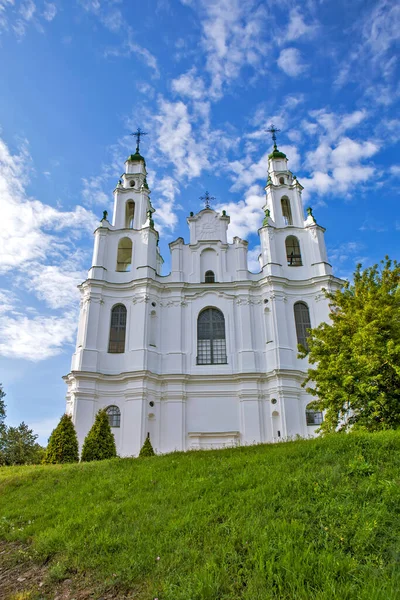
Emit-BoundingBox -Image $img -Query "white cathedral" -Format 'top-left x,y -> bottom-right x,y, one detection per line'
64,135 -> 342,456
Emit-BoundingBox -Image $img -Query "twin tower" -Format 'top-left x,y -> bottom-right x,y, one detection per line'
64,141 -> 341,456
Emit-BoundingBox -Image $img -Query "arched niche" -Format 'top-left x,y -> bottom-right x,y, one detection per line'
200,248 -> 217,282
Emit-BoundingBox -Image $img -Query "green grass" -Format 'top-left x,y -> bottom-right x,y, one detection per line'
1,432 -> 400,599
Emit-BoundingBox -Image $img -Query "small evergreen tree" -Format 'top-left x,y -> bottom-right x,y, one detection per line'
81,409 -> 117,462
43,414 -> 79,464
2,422 -> 43,465
139,434 -> 155,457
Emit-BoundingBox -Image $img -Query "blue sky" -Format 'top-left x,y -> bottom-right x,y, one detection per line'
0,0 -> 399,444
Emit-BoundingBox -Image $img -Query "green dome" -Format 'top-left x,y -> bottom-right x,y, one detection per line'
126,151 -> 146,164
268,146 -> 287,160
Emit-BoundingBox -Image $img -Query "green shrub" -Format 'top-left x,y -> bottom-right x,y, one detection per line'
81,409 -> 117,462
43,414 -> 79,464
139,435 -> 155,457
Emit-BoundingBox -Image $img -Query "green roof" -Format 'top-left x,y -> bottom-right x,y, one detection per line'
268,147 -> 287,160
126,151 -> 146,164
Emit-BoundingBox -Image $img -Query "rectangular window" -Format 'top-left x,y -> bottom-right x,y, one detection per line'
306,410 -> 323,426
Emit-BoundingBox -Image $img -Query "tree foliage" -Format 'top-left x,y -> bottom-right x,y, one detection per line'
1,423 -> 44,465
81,409 -> 117,462
43,414 -> 79,464
0,385 -> 44,465
299,258 -> 400,433
139,435 -> 155,457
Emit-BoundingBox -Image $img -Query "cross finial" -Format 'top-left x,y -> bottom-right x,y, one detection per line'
131,127 -> 147,153
199,190 -> 216,209
267,124 -> 281,149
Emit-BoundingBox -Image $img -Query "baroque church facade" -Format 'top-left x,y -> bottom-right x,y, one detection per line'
64,138 -> 342,456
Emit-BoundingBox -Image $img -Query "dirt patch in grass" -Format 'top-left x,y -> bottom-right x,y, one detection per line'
0,540 -> 138,600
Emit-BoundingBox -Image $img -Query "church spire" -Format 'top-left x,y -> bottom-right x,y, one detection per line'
266,123 -> 287,160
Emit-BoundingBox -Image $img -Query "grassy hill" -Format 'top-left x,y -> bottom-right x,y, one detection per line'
1,432 -> 400,600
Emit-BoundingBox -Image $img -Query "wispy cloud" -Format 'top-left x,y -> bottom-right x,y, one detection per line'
104,29 -> 160,77
43,2 -> 57,22
0,134 -> 97,361
181,0 -> 270,98
277,48 -> 308,77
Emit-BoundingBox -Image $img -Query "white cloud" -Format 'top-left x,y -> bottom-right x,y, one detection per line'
81,175 -> 110,208
172,69 -> 206,101
152,175 -> 180,232
0,311 -> 77,361
215,184 -> 265,241
151,98 -> 210,179
277,48 -> 307,77
43,2 -> 57,21
247,244 -> 261,273
390,165 -> 400,177
20,0 -> 36,21
0,134 -> 98,361
21,263 -> 86,309
285,8 -> 318,42
79,0 -> 123,32
182,0 -> 269,98
104,29 -> 160,77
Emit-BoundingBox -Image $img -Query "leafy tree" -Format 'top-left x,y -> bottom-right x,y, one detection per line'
139,435 -> 155,457
43,414 -> 79,464
1,423 -> 44,465
299,258 -> 400,433
81,409 -> 117,462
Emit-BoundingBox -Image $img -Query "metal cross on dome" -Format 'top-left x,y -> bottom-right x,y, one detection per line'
200,191 -> 216,209
131,127 -> 147,153
267,124 -> 281,148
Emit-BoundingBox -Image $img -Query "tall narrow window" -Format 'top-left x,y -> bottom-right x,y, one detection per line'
286,236 -> 302,266
106,405 -> 121,427
306,403 -> 323,426
149,310 -> 157,347
126,201 -> 135,228
281,197 -> 293,226
205,270 -> 215,283
197,308 -> 227,365
294,301 -> 311,349
116,237 -> 132,272
108,304 -> 127,353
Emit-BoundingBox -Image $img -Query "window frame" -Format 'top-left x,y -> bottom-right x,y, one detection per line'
116,237 -> 133,272
294,301 -> 311,349
106,405 -> 121,428
204,270 -> 215,283
306,408 -> 323,426
125,200 -> 135,229
286,235 -> 302,266
197,307 -> 227,365
281,197 -> 293,226
108,304 -> 127,353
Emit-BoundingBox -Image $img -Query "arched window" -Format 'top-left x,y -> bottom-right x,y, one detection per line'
306,403 -> 323,426
281,197 -> 293,226
116,237 -> 132,272
279,177 -> 285,184
294,302 -> 311,349
106,405 -> 121,428
205,270 -> 215,283
126,201 -> 135,228
286,236 -> 302,266
108,304 -> 127,353
197,308 -> 227,365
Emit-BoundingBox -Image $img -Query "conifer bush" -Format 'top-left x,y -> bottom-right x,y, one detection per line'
139,435 -> 155,457
81,409 -> 117,462
43,414 -> 79,464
